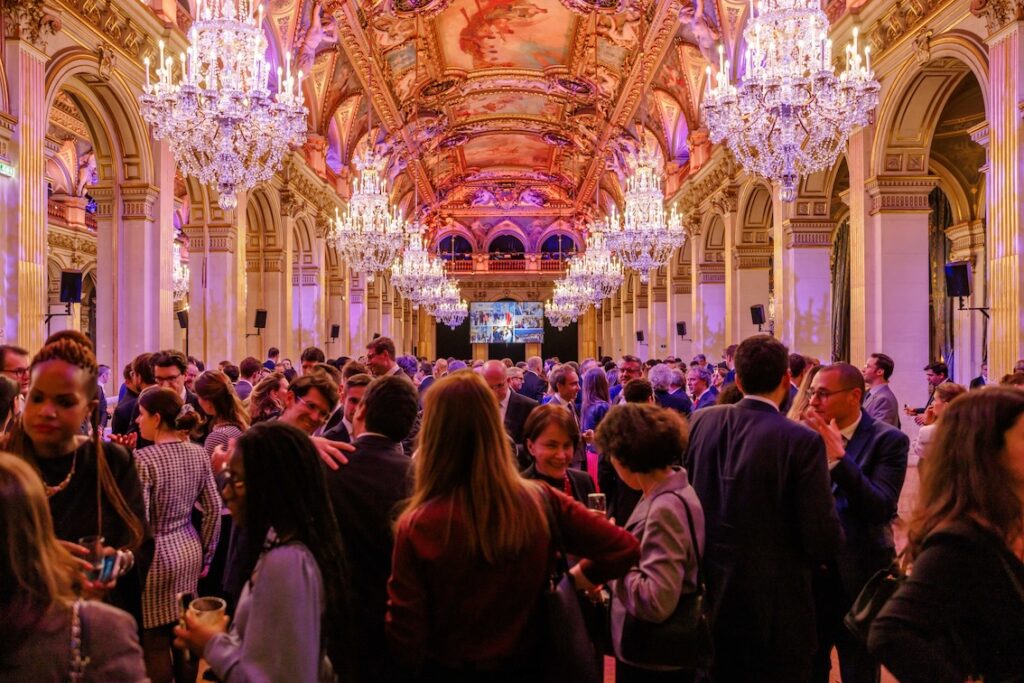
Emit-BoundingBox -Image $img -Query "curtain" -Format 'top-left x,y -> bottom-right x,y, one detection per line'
830,218 -> 851,363
928,189 -> 954,366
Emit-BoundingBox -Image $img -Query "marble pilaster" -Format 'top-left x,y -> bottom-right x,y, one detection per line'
775,218 -> 834,361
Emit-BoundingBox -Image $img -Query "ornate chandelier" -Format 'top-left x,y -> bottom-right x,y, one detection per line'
702,1 -> 879,202
330,147 -> 405,278
391,219 -> 446,308
545,283 -> 582,330
139,0 -> 307,210
565,224 -> 624,307
430,279 -> 468,328
606,146 -> 686,284
172,242 -> 190,301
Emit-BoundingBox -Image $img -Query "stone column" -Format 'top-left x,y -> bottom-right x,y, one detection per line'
733,245 -> 772,342
635,281 -> 650,360
712,188 -> 741,345
695,262 -> 726,356
846,168 -> 936,414
651,272 -> 669,358
578,307 -> 598,360
977,18 -> 1024,376
327,276 -> 345,357
609,295 -> 621,358
347,269 -> 368,353
672,275 -> 693,360
774,218 -> 833,361
2,37 -> 47,349
380,282 -> 394,340
622,276 -> 636,356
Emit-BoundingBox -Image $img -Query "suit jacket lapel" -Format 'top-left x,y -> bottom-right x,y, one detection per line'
843,411 -> 875,469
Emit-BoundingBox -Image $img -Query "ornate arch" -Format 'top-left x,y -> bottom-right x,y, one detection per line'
485,220 -> 529,252
45,48 -> 154,184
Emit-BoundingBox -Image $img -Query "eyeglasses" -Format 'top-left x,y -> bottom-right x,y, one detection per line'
4,368 -> 29,377
809,387 -> 856,401
296,396 -> 328,418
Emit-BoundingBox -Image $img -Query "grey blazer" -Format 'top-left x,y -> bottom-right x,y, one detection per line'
610,468 -> 705,669
863,383 -> 901,429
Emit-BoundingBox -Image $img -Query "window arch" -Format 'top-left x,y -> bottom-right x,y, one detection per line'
437,234 -> 473,260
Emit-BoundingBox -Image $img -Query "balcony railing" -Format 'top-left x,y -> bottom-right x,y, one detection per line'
441,253 -> 569,274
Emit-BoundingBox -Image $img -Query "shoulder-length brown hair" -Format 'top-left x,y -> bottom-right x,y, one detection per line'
398,372 -> 547,564
194,370 -> 250,430
908,387 -> 1024,560
0,452 -> 78,645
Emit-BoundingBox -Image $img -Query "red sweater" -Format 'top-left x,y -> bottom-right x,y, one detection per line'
386,487 -> 639,669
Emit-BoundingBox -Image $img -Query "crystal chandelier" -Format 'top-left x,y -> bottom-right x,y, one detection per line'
391,219 -> 446,309
606,146 -> 686,284
545,285 -> 581,330
702,1 -> 879,202
565,224 -> 624,308
139,0 -> 307,210
430,279 -> 468,328
330,147 -> 405,278
172,242 -> 190,301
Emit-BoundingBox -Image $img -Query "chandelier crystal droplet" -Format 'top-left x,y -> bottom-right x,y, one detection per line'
391,220 -> 446,309
139,0 -> 307,210
701,0 -> 879,201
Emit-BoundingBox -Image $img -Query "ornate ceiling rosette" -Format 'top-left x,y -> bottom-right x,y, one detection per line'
386,0 -> 451,19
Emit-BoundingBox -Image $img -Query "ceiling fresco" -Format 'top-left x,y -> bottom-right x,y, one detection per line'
261,0 -> 735,244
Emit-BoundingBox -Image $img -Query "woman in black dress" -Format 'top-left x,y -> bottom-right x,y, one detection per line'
7,338 -> 153,626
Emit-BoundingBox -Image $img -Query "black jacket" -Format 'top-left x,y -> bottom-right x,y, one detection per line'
685,397 -> 842,675
520,370 -> 546,403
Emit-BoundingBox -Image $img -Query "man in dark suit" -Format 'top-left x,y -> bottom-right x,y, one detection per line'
970,362 -> 988,389
687,365 -> 718,411
521,355 -> 547,402
650,363 -> 692,416
323,375 -> 417,683
322,373 -> 372,444
804,363 -> 909,683
483,360 -> 538,469
609,354 -> 643,404
905,360 -> 950,425
685,335 -> 842,682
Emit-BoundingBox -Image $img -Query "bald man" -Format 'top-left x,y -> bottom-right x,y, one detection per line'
483,359 -> 538,470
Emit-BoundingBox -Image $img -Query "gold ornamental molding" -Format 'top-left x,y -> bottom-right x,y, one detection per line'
120,182 -> 158,221
733,244 -> 773,269
783,220 -> 834,249
865,175 -> 939,214
697,261 -> 725,284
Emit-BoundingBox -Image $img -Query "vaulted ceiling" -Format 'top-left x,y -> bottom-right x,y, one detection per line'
264,0 -> 737,245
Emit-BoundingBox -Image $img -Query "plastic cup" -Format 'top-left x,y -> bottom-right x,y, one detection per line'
188,597 -> 227,627
587,493 -> 607,516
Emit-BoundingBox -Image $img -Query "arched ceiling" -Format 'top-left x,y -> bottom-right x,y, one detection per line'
263,0 -> 734,243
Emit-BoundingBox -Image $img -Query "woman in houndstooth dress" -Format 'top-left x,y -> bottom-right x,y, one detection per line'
134,387 -> 221,683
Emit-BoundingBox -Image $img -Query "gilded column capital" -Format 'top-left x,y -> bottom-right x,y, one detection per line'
783,220 -> 835,249
183,223 -> 238,253
120,183 -> 159,221
864,176 -> 938,215
711,185 -> 739,216
697,262 -> 725,285
88,185 -> 116,220
946,220 -> 986,262
970,0 -> 1024,35
733,244 -> 773,269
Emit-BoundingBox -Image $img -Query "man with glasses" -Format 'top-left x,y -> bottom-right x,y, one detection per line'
609,354 -> 643,404
0,345 -> 30,420
150,349 -> 202,412
803,363 -> 909,683
279,373 -> 339,435
365,337 -> 401,377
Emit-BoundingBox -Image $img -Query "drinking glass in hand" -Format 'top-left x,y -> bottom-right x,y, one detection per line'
78,535 -> 116,582
587,493 -> 607,517
188,597 -> 227,627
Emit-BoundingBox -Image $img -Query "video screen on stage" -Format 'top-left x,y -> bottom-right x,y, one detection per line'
469,301 -> 544,344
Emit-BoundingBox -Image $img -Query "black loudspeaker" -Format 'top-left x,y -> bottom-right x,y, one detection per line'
676,321 -> 687,337
59,271 -> 83,303
253,309 -> 267,329
945,261 -> 972,297
330,324 -> 340,339
176,310 -> 189,329
636,330 -> 645,343
751,305 -> 767,326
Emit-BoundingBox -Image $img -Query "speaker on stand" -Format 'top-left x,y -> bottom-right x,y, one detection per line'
247,309 -> 268,338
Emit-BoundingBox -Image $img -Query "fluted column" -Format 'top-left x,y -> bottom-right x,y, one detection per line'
695,262 -> 726,356
775,219 -> 833,361
623,275 -> 636,356
347,270 -> 368,353
733,245 -> 772,342
2,37 -> 47,350
636,280 -> 650,360
946,218 -> 988,382
978,22 -> 1024,375
327,276 -> 345,357
672,275 -> 692,360
713,188 -> 740,345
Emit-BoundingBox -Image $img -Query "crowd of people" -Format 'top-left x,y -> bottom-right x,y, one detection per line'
0,331 -> 1022,683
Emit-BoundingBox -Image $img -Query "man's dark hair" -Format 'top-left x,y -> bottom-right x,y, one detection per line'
594,403 -> 688,473
0,345 -> 29,369
735,334 -> 789,395
361,375 -> 418,442
419,360 -> 433,376
622,378 -> 654,403
620,354 -> 642,366
122,363 -> 133,382
223,364 -> 240,382
288,373 -> 339,407
870,353 -> 895,380
312,362 -> 343,388
724,344 -> 738,360
188,356 -> 205,371
924,361 -> 948,377
551,365 -> 576,388
789,353 -> 808,380
300,346 -> 326,364
267,347 -> 280,358
366,336 -> 396,359
132,352 -> 156,386
150,349 -> 188,374
344,373 -> 373,391
342,360 -> 369,380
239,356 -> 262,379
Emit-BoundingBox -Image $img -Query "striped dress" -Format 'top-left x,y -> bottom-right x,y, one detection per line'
135,440 -> 222,628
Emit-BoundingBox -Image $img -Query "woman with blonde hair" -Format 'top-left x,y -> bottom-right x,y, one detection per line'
248,371 -> 288,424
869,387 -> 1024,681
786,364 -> 823,421
0,452 -> 148,680
386,371 -> 639,681
194,370 -> 249,459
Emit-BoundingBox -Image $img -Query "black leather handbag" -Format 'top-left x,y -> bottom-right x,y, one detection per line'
539,489 -> 602,683
619,491 -> 714,670
843,560 -> 905,644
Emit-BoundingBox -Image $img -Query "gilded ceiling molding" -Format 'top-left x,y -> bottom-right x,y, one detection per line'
52,0 -> 161,65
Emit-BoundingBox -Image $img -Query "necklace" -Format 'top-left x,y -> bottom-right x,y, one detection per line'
44,450 -> 79,497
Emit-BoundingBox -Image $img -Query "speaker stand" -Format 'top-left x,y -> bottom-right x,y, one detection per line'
957,296 -> 990,319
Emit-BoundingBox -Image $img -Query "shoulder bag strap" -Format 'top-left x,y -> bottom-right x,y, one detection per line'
638,488 -> 705,592
69,599 -> 89,682
539,487 -> 569,579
